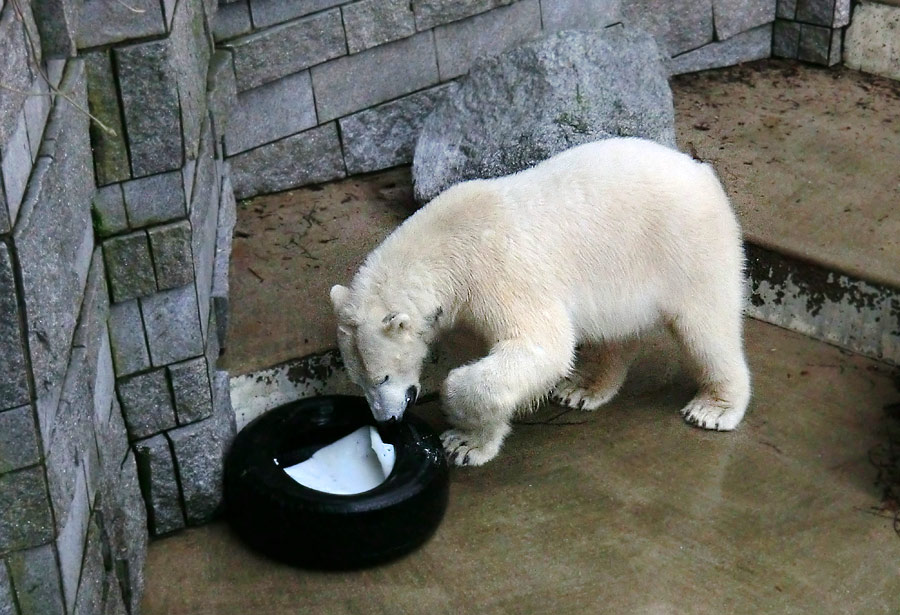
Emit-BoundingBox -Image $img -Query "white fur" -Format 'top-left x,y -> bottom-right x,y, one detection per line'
331,138 -> 751,466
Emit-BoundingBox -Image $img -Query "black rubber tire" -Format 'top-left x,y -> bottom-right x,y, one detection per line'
224,395 -> 449,569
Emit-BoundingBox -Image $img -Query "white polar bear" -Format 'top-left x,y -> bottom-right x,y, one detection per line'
330,138 -> 751,467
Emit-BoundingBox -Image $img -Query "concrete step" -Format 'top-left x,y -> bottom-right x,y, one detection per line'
673,59 -> 899,366
220,59 -> 898,383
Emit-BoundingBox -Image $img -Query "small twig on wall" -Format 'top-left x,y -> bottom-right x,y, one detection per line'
113,0 -> 146,13
1,0 -> 119,137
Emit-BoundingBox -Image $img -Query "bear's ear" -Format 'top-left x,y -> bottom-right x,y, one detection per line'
330,285 -> 350,311
382,312 -> 411,334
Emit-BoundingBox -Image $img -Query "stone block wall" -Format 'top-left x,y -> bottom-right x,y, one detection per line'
214,0 -> 780,200
0,0 -> 237,612
772,0 -> 849,65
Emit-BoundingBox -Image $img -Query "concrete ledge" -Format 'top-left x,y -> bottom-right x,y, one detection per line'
746,243 -> 899,366
844,1 -> 900,81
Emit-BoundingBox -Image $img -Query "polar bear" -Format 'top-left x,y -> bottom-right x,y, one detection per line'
330,138 -> 751,467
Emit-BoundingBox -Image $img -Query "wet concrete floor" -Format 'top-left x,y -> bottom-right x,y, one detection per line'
144,319 -> 900,614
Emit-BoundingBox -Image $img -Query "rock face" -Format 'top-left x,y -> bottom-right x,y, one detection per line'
412,27 -> 676,204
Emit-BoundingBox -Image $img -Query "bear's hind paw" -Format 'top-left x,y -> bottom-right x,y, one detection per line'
680,397 -> 745,431
550,378 -> 618,411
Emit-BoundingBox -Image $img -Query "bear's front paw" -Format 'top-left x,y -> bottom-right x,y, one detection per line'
440,429 -> 501,467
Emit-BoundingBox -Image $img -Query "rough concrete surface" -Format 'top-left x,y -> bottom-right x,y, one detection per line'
673,59 -> 900,289
143,320 -> 900,615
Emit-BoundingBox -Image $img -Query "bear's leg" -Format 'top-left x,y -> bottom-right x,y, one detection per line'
441,334 -> 575,466
550,339 -> 638,410
668,304 -> 751,431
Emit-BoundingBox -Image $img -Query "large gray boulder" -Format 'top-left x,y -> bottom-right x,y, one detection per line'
412,27 -> 676,204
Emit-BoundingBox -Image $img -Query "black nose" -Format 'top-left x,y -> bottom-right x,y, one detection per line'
404,385 -> 419,408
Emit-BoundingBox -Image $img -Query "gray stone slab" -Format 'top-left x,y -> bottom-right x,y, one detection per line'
122,170 -> 187,229
226,9 -> 346,91
539,0 -> 621,33
31,0 -> 78,58
0,467 -> 53,553
6,544 -> 65,615
207,50 -> 237,148
669,23 -> 772,74
84,49 -> 131,186
118,369 -> 178,439
72,514 -> 104,615
248,0 -> 344,28
0,7 -> 31,157
133,434 -> 186,535
190,123 -> 218,340
102,576 -> 128,615
108,300 -> 151,376
311,31 -> 438,123
343,0 -> 416,54
93,326 -> 115,433
434,0 -> 542,80
340,83 -> 459,175
96,450 -> 146,615
713,0 -> 776,40
229,123 -> 345,199
77,0 -> 167,48
213,0 -> 251,40
49,248 -> 110,520
827,25 -> 841,65
115,39 -> 184,177
169,382 -> 235,524
0,406 -> 40,474
140,284 -> 205,366
224,70 -> 316,155
0,187 -> 8,235
103,232 -> 157,302
666,0 -> 715,56
777,0 -> 797,19
0,243 -> 29,412
0,562 -> 13,615
413,27 -> 675,203
169,357 -> 213,424
83,49 -> 131,186
796,0 -> 836,26
22,76 -> 50,162
413,0 -> 516,30
772,19 -> 801,57
91,184 -> 128,238
55,468 -> 88,612
170,0 -> 211,161
95,393 -> 146,612
797,22 -> 836,64
212,173 -> 236,349
833,0 -> 849,27
2,110 -> 33,227
14,60 -> 94,447
148,221 -> 195,290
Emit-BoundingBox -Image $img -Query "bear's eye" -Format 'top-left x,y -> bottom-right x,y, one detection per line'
376,375 -> 389,386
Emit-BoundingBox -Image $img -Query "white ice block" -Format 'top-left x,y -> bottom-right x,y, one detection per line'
283,426 -> 396,495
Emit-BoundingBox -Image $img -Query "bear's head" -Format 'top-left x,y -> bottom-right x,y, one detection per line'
329,284 -> 430,423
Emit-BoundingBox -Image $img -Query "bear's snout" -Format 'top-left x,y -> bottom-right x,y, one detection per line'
370,383 -> 420,423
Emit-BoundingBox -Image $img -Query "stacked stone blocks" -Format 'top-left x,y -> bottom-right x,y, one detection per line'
215,0 -> 781,199
1,0 -> 238,612
772,0 -> 849,64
